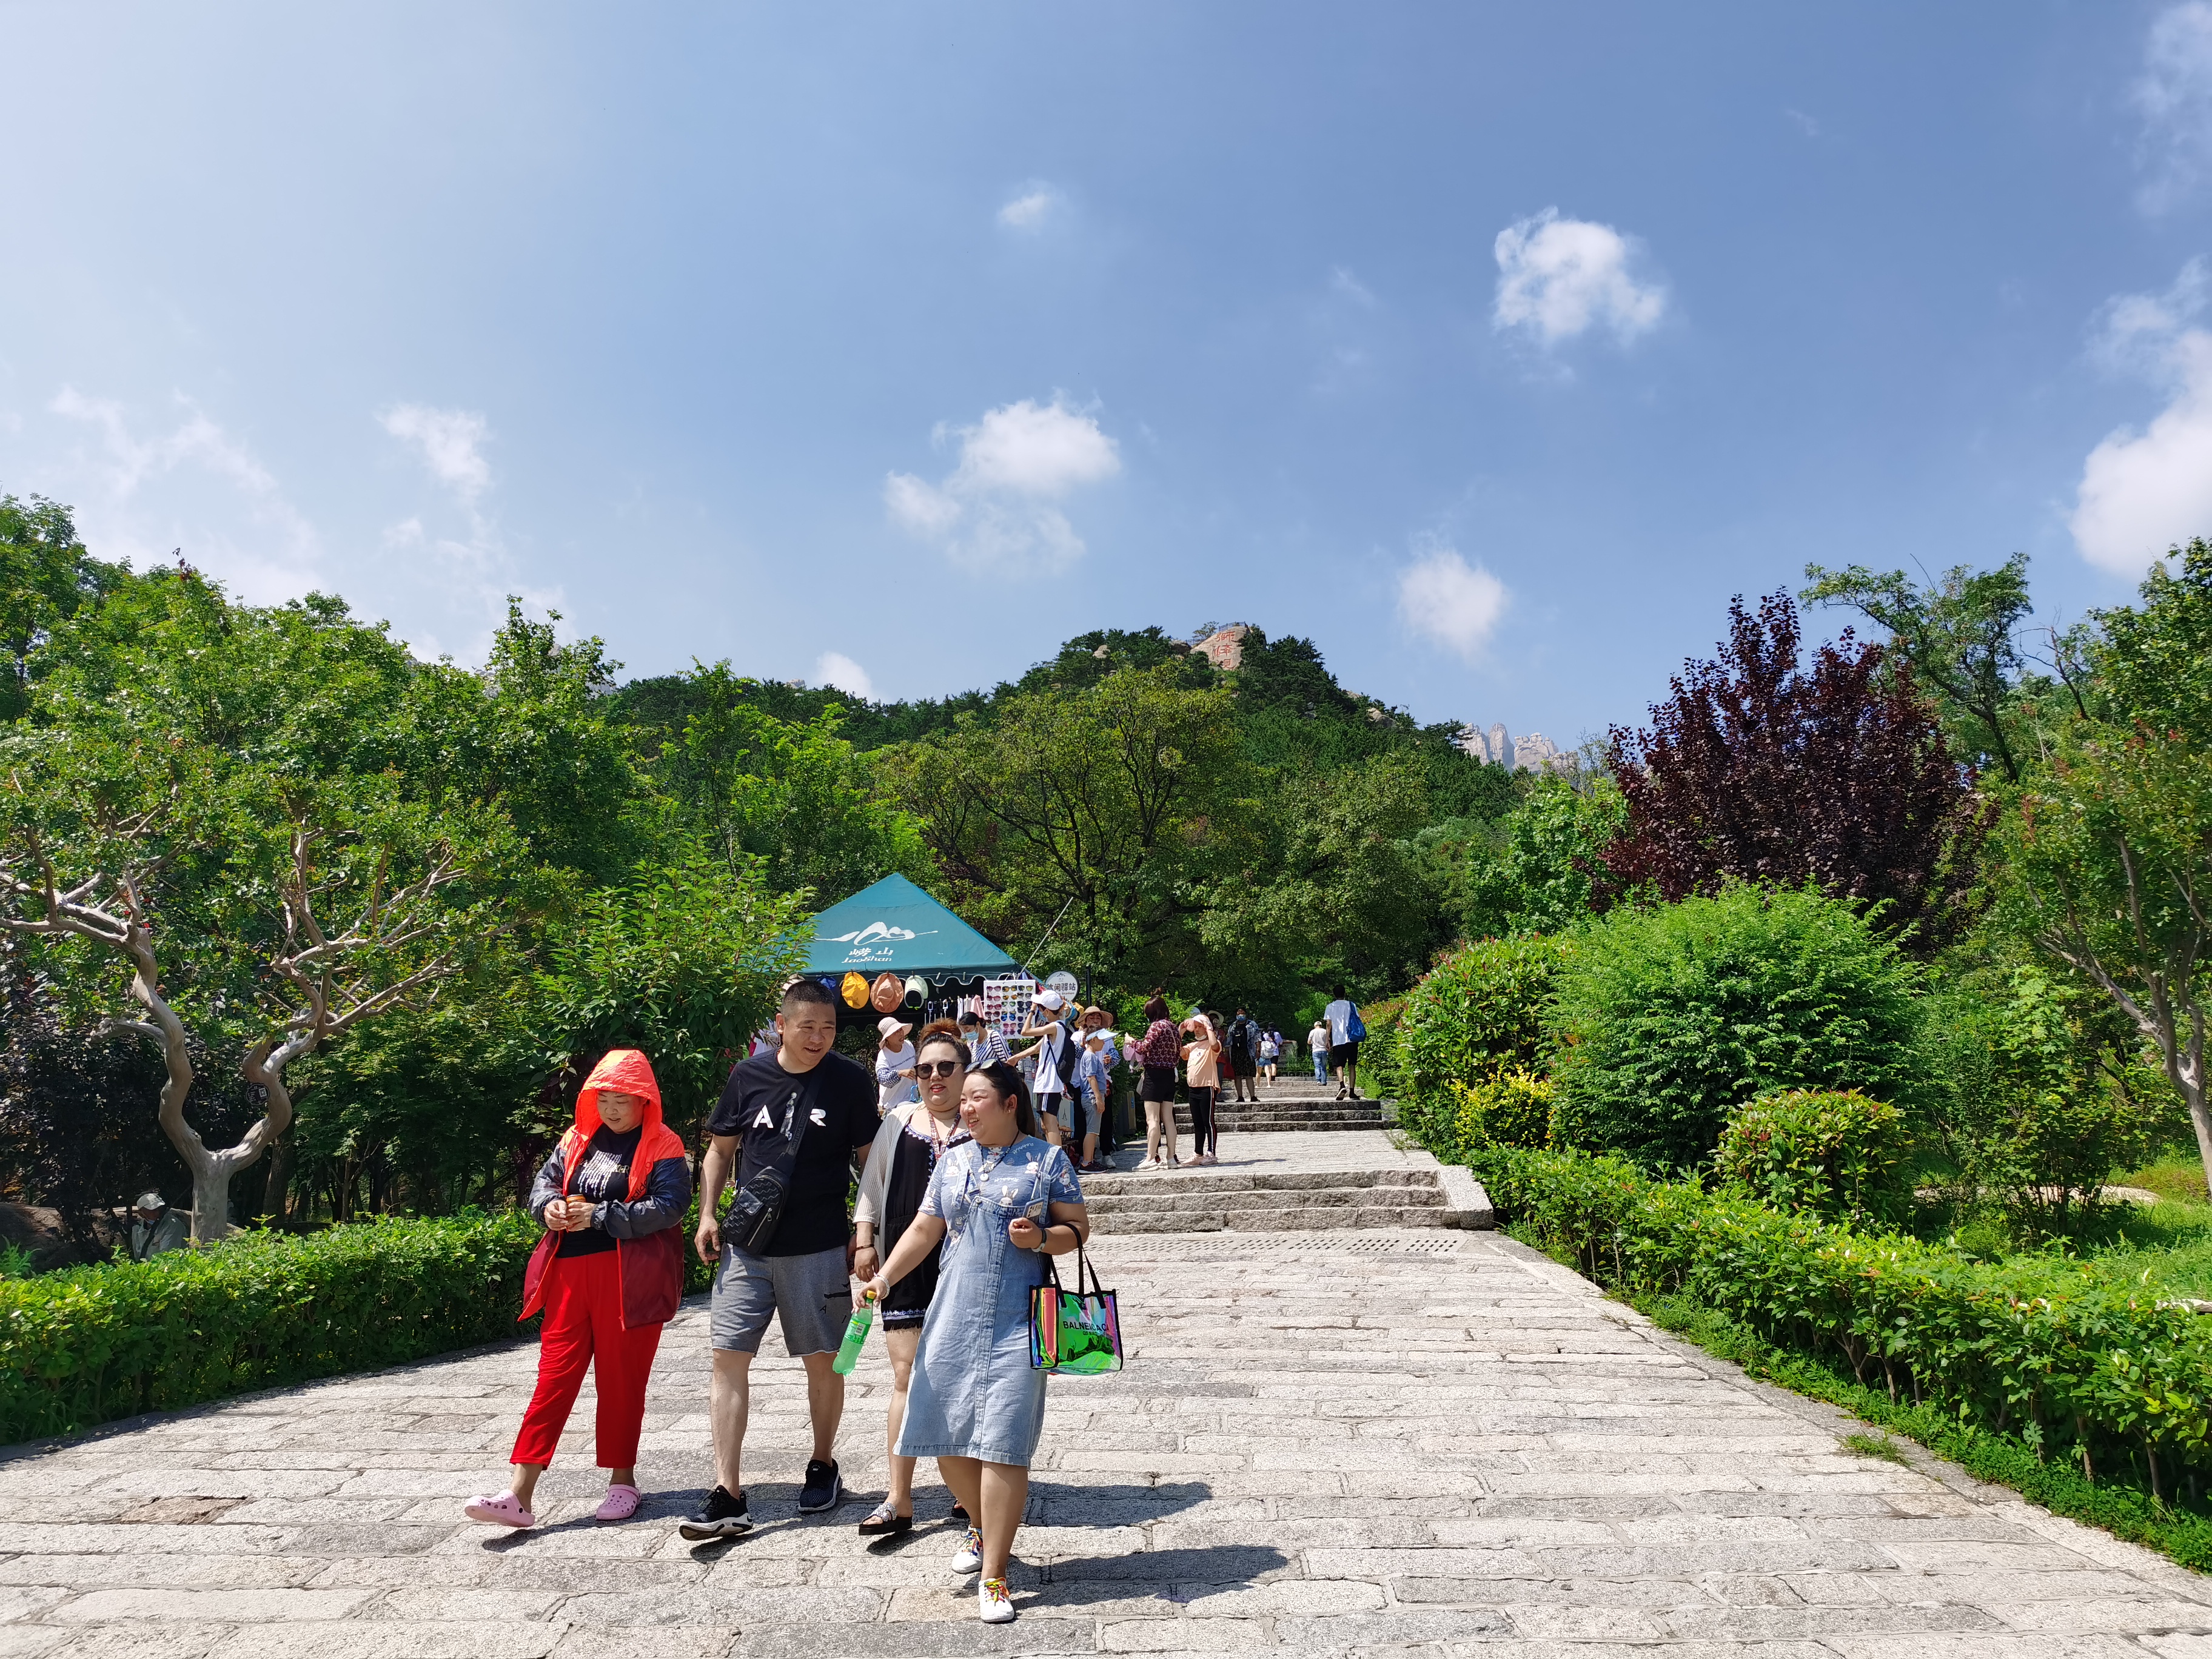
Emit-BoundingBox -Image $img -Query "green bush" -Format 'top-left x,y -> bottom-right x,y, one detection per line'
1450,1068 -> 1554,1156
1715,1088 -> 1909,1227
1389,934 -> 1568,1147
1549,882 -> 1924,1168
1463,1140 -> 2212,1493
0,1211 -> 541,1444
1923,966 -> 2178,1221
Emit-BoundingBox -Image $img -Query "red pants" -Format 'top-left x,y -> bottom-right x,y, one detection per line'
511,1248 -> 663,1469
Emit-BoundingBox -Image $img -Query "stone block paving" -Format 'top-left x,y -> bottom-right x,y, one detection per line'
4,1227 -> 2212,1655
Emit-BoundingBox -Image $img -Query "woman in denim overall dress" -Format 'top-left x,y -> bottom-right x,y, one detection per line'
861,1060 -> 1087,1625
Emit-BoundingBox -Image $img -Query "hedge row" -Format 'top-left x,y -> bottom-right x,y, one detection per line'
0,1211 -> 542,1444
1470,1144 -> 2212,1493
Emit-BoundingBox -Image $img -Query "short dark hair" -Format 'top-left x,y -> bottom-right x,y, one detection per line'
782,977 -> 837,1014
1142,994 -> 1170,1023
1331,984 -> 1347,999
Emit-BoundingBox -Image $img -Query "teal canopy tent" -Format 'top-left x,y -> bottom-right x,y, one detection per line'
803,874 -> 1020,979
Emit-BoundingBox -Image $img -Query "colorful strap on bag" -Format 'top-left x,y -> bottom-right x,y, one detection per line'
1029,1242 -> 1123,1374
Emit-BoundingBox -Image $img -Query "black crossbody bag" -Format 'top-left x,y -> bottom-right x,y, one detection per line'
722,1076 -> 816,1254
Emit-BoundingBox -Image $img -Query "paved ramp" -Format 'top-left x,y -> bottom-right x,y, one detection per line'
2,1218 -> 2208,1652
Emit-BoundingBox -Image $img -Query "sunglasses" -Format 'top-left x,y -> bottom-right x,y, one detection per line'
914,1059 -> 964,1079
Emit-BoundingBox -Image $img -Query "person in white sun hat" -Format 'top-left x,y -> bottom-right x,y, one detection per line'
874,1014 -> 918,1115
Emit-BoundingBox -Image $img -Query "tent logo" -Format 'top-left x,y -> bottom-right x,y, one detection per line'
824,920 -> 938,947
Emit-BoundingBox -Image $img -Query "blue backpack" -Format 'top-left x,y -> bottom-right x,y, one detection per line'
1346,1005 -> 1367,1042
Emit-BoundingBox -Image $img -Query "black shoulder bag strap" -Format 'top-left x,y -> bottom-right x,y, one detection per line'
723,1070 -> 818,1255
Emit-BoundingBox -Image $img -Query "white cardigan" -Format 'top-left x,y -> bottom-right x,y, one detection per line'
853,1101 -> 967,1233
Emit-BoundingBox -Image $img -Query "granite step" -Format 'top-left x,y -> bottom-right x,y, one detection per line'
1083,1166 -> 1452,1234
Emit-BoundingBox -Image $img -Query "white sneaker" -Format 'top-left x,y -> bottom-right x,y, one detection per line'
951,1524 -> 983,1575
978,1575 -> 1016,1624
1134,1158 -> 1161,1172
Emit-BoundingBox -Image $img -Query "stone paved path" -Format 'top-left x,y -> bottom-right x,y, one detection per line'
5,1219 -> 2212,1655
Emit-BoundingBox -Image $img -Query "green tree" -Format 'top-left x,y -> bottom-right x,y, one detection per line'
646,662 -> 931,904
1802,553 -> 2033,783
1196,748 -> 1449,1005
877,662 -> 1251,992
1461,775 -> 1628,938
0,494 -> 127,724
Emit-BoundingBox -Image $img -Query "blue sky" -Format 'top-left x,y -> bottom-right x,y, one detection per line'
6,4 -> 2212,751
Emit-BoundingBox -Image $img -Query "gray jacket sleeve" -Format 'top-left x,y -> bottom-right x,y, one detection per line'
594,1153 -> 692,1240
526,1144 -> 568,1227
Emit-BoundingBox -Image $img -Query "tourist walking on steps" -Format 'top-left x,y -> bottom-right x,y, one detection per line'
1258,1026 -> 1280,1088
1225,1008 -> 1261,1104
1013,990 -> 1076,1151
467,1048 -> 691,1530
874,1016 -> 918,1114
1308,1015 -> 1332,1085
682,977 -> 877,1539
1324,984 -> 1364,1101
860,1062 -> 1090,1626
1070,1024 -> 1111,1171
1132,994 -> 1182,1169
1182,1012 -> 1222,1165
851,1021 -> 971,1538
959,1007 -> 1013,1068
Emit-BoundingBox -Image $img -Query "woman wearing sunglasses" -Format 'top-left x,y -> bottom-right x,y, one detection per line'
861,1061 -> 1087,1625
851,1020 -> 971,1537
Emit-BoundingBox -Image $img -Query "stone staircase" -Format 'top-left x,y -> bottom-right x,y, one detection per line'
1169,1074 -> 1386,1133
1082,1165 -> 1453,1235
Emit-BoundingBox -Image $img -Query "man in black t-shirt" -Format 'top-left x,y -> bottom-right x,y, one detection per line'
679,978 -> 876,1539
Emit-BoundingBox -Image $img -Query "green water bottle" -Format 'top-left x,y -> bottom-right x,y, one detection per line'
832,1288 -> 877,1375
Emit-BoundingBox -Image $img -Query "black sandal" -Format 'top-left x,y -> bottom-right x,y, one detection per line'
857,1502 -> 913,1537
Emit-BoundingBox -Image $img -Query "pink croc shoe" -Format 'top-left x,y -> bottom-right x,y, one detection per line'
594,1483 -> 643,1522
463,1490 -> 536,1529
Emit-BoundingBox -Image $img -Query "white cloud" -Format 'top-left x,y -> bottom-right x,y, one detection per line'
1330,266 -> 1378,309
884,396 -> 1120,574
2070,260 -> 2212,575
814,651 -> 876,701
375,400 -> 561,662
47,387 -> 321,602
378,403 -> 491,500
997,183 -> 1061,230
2136,4 -> 2212,212
1397,545 -> 1509,660
1492,208 -> 1667,347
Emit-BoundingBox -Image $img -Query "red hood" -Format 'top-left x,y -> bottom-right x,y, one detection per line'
575,1047 -> 665,1139
560,1048 -> 685,1201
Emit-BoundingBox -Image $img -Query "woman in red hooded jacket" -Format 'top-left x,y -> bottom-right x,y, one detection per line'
465,1048 -> 691,1527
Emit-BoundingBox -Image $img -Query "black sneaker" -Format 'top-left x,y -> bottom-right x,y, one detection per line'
678,1484 -> 750,1540
799,1458 -> 843,1513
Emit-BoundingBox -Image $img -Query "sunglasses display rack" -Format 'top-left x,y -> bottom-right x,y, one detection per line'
979,973 -> 1040,1041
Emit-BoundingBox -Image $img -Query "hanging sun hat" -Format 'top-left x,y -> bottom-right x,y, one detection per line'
902,975 -> 928,1009
871,971 -> 904,1014
840,971 -> 871,1010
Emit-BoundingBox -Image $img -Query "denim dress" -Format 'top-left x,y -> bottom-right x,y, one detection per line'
894,1134 -> 1084,1467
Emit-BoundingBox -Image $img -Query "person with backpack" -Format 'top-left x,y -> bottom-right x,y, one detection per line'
1014,990 -> 1080,1153
1258,1027 -> 1281,1088
464,1048 -> 691,1529
1323,984 -> 1367,1101
1224,1008 -> 1261,1104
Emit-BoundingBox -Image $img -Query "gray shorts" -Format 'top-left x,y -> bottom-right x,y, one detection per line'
709,1242 -> 852,1356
